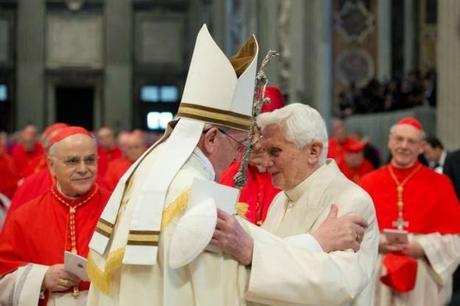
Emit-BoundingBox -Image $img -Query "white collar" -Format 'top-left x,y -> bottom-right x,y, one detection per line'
440,150 -> 447,166
190,147 -> 215,181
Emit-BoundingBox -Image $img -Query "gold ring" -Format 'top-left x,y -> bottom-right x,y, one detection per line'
58,278 -> 70,287
356,233 -> 363,243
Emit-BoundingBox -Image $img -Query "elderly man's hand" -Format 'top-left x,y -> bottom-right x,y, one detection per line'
312,204 -> 368,252
401,240 -> 425,258
211,209 -> 253,265
42,264 -> 80,292
378,234 -> 406,254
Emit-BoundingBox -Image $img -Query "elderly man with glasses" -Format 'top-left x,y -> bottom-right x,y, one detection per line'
0,126 -> 111,306
359,117 -> 460,306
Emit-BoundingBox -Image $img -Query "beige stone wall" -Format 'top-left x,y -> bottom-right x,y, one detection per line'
437,0 -> 460,150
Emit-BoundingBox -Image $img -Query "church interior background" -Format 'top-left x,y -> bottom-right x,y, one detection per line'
0,0 -> 460,159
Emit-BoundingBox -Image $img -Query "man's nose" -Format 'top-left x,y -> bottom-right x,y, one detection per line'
75,160 -> 89,172
261,155 -> 274,168
400,139 -> 410,148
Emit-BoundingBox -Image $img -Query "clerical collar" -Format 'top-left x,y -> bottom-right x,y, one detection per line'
52,183 -> 98,207
190,147 -> 215,181
284,159 -> 331,202
389,161 -> 422,181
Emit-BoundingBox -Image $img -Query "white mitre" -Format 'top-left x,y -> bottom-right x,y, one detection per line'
89,24 -> 258,266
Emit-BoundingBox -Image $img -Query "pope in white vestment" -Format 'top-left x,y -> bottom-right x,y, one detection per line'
86,24 -> 258,306
86,26 -> 379,306
244,159 -> 379,306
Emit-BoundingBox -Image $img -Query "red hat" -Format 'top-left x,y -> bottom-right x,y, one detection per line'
343,139 -> 365,153
262,85 -> 286,113
397,117 -> 423,131
380,253 -> 418,293
43,123 -> 68,139
50,126 -> 91,146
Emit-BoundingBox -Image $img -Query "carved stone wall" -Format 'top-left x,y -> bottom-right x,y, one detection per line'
46,12 -> 103,69
135,16 -> 185,66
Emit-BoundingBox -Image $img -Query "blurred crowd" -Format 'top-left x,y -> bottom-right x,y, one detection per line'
0,124 -> 160,228
327,118 -> 460,200
337,70 -> 437,118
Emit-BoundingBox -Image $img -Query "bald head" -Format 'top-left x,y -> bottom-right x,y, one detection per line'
125,131 -> 146,162
21,125 -> 40,152
48,133 -> 98,198
332,119 -> 347,144
97,126 -> 116,150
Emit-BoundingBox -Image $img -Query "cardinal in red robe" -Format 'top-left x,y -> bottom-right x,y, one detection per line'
327,118 -> 354,164
104,130 -> 147,190
337,138 -> 374,183
11,126 -> 44,178
96,127 -> 122,177
20,123 -> 69,178
0,126 -> 110,306
0,134 -> 19,200
5,124 -> 112,219
359,117 -> 460,306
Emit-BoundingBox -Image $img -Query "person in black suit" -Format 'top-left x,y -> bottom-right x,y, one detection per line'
445,148 -> 460,306
444,149 -> 460,200
424,136 -> 448,173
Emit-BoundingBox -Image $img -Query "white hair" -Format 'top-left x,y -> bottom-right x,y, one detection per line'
389,124 -> 426,141
256,103 -> 329,163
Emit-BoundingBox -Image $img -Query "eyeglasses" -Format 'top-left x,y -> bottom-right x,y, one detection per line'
51,154 -> 98,168
391,135 -> 421,146
217,128 -> 249,152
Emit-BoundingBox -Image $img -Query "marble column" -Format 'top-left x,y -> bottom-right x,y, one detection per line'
377,0 -> 391,81
273,0 -> 332,123
104,0 -> 133,131
403,0 -> 416,74
314,0 -> 333,125
437,0 -> 460,149
211,0 -> 226,51
16,0 -> 45,129
255,0 -> 281,86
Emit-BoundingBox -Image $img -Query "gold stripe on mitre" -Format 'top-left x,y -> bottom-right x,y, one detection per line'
177,103 -> 252,131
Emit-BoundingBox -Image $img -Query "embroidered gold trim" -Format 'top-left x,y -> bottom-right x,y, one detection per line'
178,104 -> 251,130
87,189 -> 191,294
95,227 -> 111,238
96,220 -> 113,237
236,202 -> 249,218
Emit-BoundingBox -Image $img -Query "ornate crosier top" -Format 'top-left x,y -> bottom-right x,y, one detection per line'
233,50 -> 280,189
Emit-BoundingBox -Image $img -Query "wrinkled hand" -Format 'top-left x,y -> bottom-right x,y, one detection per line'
42,264 -> 80,292
378,234 -> 406,254
249,149 -> 269,173
401,240 -> 425,258
312,204 -> 368,252
210,209 -> 253,265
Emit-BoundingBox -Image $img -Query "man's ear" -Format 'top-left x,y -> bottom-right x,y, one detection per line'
47,156 -> 56,176
308,141 -> 323,163
201,127 -> 219,155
